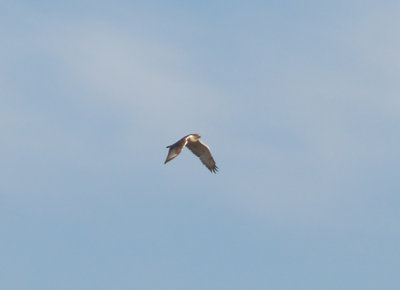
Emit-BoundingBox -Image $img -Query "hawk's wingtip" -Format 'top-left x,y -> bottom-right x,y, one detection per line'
210,166 -> 219,173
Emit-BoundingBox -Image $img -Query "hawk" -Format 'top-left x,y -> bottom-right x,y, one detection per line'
164,134 -> 218,173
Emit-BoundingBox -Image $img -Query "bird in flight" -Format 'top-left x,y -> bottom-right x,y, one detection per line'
164,134 -> 218,173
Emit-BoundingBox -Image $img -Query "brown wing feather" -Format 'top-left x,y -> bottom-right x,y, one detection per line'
164,136 -> 189,164
186,140 -> 218,173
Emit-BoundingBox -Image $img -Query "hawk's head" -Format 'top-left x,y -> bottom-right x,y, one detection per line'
189,134 -> 201,141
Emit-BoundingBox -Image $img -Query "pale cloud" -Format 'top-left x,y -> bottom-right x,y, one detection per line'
344,3 -> 400,114
48,25 -> 228,135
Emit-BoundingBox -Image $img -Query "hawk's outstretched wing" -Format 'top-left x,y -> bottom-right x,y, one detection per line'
186,140 -> 218,173
164,136 -> 189,164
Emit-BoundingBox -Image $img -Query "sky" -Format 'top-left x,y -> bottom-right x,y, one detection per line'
1,1 -> 400,289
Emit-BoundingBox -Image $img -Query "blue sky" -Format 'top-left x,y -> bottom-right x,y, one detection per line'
1,1 -> 400,289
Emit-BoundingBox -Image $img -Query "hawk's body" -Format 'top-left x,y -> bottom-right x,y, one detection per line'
164,134 -> 218,173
